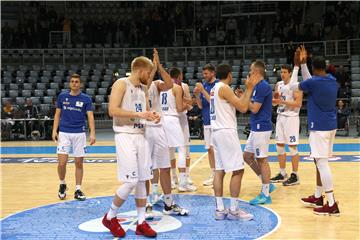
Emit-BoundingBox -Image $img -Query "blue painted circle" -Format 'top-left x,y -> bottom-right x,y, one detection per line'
1,194 -> 280,239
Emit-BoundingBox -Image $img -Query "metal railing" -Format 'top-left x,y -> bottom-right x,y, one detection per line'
1,39 -> 359,67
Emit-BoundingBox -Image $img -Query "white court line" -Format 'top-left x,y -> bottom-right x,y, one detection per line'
190,152 -> 208,170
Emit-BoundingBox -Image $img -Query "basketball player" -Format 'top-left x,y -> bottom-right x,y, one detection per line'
52,74 -> 96,201
211,64 -> 258,221
145,49 -> 189,215
243,61 -> 274,205
291,46 -> 340,216
194,64 -> 218,186
102,56 -> 160,238
270,61 -> 303,186
161,67 -> 196,192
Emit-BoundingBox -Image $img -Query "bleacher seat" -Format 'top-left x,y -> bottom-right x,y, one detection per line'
43,96 -> 54,104
34,90 -> 44,97
22,90 -> 32,98
86,88 -> 96,97
16,97 -> 25,105
95,95 -> 105,103
30,97 -> 40,105
50,83 -> 60,90
46,89 -> 57,96
9,90 -> 19,98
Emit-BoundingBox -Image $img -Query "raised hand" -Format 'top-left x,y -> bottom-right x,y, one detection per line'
299,45 -> 307,64
153,48 -> 160,68
294,48 -> 300,66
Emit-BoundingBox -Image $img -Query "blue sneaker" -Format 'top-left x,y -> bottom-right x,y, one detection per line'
269,183 -> 276,193
249,192 -> 272,205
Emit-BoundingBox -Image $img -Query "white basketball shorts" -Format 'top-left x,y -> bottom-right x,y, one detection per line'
275,115 -> 300,145
162,115 -> 185,147
212,129 -> 244,172
244,131 -> 272,158
115,133 -> 153,182
309,130 -> 336,158
57,131 -> 87,157
145,125 -> 171,169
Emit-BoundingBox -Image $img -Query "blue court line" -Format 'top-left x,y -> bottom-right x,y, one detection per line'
0,143 -> 359,154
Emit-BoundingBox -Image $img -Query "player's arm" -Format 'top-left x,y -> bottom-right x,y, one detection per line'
182,83 -> 193,110
196,82 -> 210,103
194,90 -> 203,109
249,101 -> 262,114
220,84 -> 253,113
272,82 -> 280,106
52,108 -> 61,142
281,90 -> 303,108
86,110 -> 96,145
109,80 -> 157,120
174,85 -> 188,112
299,45 -> 311,81
145,86 -> 160,123
155,65 -> 173,92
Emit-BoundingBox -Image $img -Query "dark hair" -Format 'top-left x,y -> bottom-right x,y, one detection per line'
203,63 -> 215,72
216,64 -> 232,80
252,60 -> 266,77
169,67 -> 182,78
312,56 -> 326,71
281,64 -> 292,73
70,73 -> 81,81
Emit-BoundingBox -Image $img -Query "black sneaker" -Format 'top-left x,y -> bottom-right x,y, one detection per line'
74,189 -> 86,201
283,173 -> 300,186
163,203 -> 189,216
270,173 -> 287,183
58,184 -> 67,200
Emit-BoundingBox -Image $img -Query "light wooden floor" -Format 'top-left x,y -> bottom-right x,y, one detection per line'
1,150 -> 359,239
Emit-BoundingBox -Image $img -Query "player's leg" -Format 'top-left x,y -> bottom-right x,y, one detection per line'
169,147 -> 178,188
243,131 -> 262,180
56,132 -> 71,200
178,145 -> 197,192
213,169 -> 226,220
283,116 -> 300,186
271,117 -> 288,182
283,145 -> 300,186
185,146 -> 193,185
301,159 -> 324,207
72,132 -> 87,200
203,126 -> 215,186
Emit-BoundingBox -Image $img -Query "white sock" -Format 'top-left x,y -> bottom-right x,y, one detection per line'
171,168 -> 177,178
164,194 -> 173,207
151,183 -> 159,195
230,198 -> 238,212
262,184 -> 270,197
75,185 -> 81,190
280,168 -> 286,176
258,174 -> 262,181
60,180 -> 66,184
215,197 -> 224,211
292,171 -> 298,175
186,167 -> 190,174
211,168 -> 215,176
137,207 -> 146,224
179,172 -> 187,186
327,192 -> 335,206
107,202 -> 119,220
147,195 -> 151,204
315,186 -> 323,198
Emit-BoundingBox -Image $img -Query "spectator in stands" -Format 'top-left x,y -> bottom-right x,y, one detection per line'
226,17 -> 237,44
216,26 -> 226,45
335,65 -> 350,87
1,101 -> 15,139
42,98 -> 57,140
336,100 -> 350,130
187,95 -> 202,138
23,98 -> 40,139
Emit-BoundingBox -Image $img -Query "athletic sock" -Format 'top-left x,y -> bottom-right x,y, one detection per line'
216,197 -> 225,211
327,192 -> 335,206
179,173 -> 187,186
164,194 -> 173,207
60,180 -> 66,184
230,198 -> 238,212
137,207 -> 146,224
280,168 -> 286,176
171,168 -> 177,179
107,202 -> 119,220
75,185 -> 81,191
315,186 -> 323,198
151,183 -> 159,195
262,184 -> 270,197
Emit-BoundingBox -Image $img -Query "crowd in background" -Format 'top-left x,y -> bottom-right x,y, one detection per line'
1,1 -> 359,49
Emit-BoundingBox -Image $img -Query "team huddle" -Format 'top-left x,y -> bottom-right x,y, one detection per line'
52,46 -> 340,238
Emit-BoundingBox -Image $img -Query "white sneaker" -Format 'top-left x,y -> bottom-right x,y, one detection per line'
215,209 -> 228,220
178,184 -> 197,192
203,176 -> 214,186
227,209 -> 254,221
151,194 -> 162,204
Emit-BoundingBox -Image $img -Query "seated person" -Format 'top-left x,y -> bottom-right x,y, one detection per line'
337,100 -> 350,129
187,95 -> 202,137
1,101 -> 15,140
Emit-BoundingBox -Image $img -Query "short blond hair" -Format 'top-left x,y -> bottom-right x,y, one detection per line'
131,56 -> 154,72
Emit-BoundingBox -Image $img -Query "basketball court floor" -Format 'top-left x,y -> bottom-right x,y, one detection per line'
1,131 -> 359,239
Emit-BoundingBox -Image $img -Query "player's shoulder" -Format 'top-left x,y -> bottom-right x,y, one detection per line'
58,91 -> 70,98
79,92 -> 93,102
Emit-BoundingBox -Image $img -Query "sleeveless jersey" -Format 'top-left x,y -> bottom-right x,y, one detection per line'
161,87 -> 179,117
210,82 -> 237,130
113,78 -> 147,134
147,81 -> 163,126
277,81 -> 300,117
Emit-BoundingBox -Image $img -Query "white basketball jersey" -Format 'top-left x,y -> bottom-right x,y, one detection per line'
113,78 -> 147,133
210,82 -> 237,130
161,88 -> 179,117
277,81 -> 300,117
147,81 -> 163,126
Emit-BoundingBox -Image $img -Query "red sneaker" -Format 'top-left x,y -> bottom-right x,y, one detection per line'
136,221 -> 157,237
301,194 -> 324,207
102,214 -> 126,238
313,202 -> 340,216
